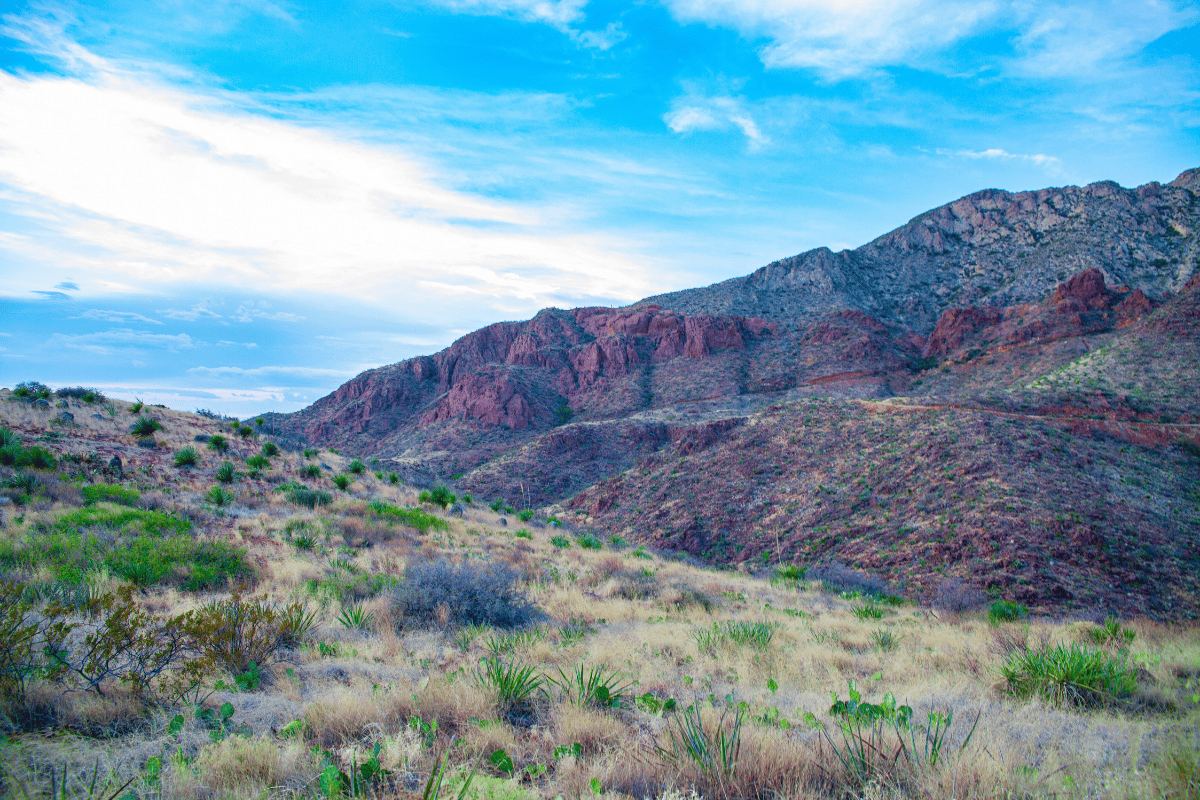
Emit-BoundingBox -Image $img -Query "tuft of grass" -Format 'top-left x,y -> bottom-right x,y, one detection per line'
332,474 -> 353,491
173,446 -> 199,467
851,602 -> 885,620
303,448 -> 318,458
486,626 -> 547,656
550,535 -> 571,548
1000,641 -> 1138,707
288,486 -> 332,509
577,534 -> 602,550
418,486 -> 456,508
695,620 -> 779,653
261,441 -> 280,457
300,464 -> 322,479
347,458 -> 366,475
870,629 -> 900,651
207,433 -> 229,453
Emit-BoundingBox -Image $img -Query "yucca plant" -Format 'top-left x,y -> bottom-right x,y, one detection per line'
657,703 -> 743,793
333,474 -> 352,491
299,464 -> 321,479
173,446 -> 199,467
337,604 -> 376,632
261,441 -> 280,457
549,663 -> 632,708
292,534 -> 316,551
246,454 -> 271,470
851,603 -> 885,620
130,416 -> 162,437
1001,641 -> 1137,707
215,461 -> 237,484
206,486 -> 234,507
473,656 -> 544,708
347,458 -> 366,475
207,434 -> 229,453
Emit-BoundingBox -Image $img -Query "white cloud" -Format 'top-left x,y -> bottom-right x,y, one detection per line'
48,328 -> 198,355
663,86 -> 768,146
188,365 -> 354,378
0,28 -> 654,312
573,22 -> 627,50
936,147 -> 1063,173
77,308 -> 163,324
424,0 -> 588,28
660,0 -> 1194,80
232,302 -> 305,323
158,303 -> 222,321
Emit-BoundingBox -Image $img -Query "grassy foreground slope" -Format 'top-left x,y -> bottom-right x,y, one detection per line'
1,392 -> 1198,800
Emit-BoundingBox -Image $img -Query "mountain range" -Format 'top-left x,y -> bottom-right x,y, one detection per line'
266,168 -> 1200,617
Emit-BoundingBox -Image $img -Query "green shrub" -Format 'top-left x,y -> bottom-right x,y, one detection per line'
82,484 -> 139,506
515,529 -> 532,540
299,464 -> 322,479
2,471 -> 39,496
173,446 -> 199,467
129,398 -> 144,413
333,474 -> 352,491
550,535 -> 570,548
22,446 -> 57,470
367,500 -> 449,532
237,425 -> 254,438
246,454 -> 271,470
419,486 -> 456,508
1001,642 -> 1138,707
180,595 -> 309,674
0,427 -> 16,448
14,381 -> 51,400
577,534 -> 602,550
489,499 -> 504,512
989,600 -> 1028,624
347,458 -> 366,475
388,472 -> 399,485
774,564 -> 808,583
851,603 -> 885,620
1087,616 -> 1136,647
207,433 -> 229,453
261,442 -> 280,457
517,509 -> 535,522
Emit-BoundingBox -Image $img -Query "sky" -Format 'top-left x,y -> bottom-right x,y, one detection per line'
1,0 -> 1197,417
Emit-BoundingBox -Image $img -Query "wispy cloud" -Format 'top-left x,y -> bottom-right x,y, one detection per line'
0,24 -> 655,311
55,280 -> 79,290
935,147 -> 1064,173
158,303 -> 223,321
663,82 -> 768,147
32,290 -> 72,300
188,365 -> 354,378
77,309 -> 164,324
424,0 -> 587,29
232,302 -> 305,323
48,328 -> 198,355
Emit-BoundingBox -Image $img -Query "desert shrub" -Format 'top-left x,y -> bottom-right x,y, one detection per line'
299,464 -> 321,479
931,578 -> 987,614
106,537 -> 250,590
988,600 -> 1028,624
773,564 -> 808,585
1087,616 -> 1137,647
0,428 -> 16,448
0,578 -> 44,706
246,454 -> 271,470
215,461 -> 237,484
419,486 -> 456,508
237,425 -> 254,438
333,474 -> 352,491
551,535 -> 571,548
303,448 -> 318,458
56,386 -> 104,403
14,381 -> 51,400
489,499 -> 504,512
807,561 -> 891,598
82,484 -> 139,506
129,416 -> 163,437
577,534 -> 602,550
180,595 -> 311,675
346,458 -> 366,475
3,471 -> 41,496
1000,641 -> 1138,707
129,398 -> 143,413
261,442 -> 280,457
173,446 -> 199,467
288,486 -> 332,509
388,472 -> 399,485
25,446 -> 56,470
208,434 -> 229,453
367,500 -> 448,532
393,559 -> 540,630
517,509 -> 535,522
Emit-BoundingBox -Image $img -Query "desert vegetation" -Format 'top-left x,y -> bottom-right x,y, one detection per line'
0,389 -> 1198,800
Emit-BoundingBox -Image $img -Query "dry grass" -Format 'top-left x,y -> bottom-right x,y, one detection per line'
1,393 -> 1198,800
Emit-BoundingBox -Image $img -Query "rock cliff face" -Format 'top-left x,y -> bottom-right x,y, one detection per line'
646,171 -> 1199,331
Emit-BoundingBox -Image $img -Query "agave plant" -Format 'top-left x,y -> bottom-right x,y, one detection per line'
337,604 -> 376,632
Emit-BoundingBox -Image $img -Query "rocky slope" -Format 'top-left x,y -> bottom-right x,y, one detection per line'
264,167 -> 1200,616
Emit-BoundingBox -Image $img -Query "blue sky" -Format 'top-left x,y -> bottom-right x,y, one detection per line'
1,0 -> 1197,416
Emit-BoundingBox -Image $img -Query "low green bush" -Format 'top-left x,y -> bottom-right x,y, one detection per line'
173,446 -> 199,467
130,416 -> 163,437
81,484 -> 139,506
989,600 -> 1028,624
288,486 -> 332,509
261,442 -> 280,457
517,509 -> 535,522
419,486 -> 456,508
550,535 -> 570,548
215,461 -> 237,484
347,458 -> 366,475
207,486 -> 234,506
300,464 -> 321,479
332,474 -> 352,491
367,500 -> 449,532
246,454 -> 271,470
207,433 -> 229,453
14,381 -> 51,400
577,534 -> 602,550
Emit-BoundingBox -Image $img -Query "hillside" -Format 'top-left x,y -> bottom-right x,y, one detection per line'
1,394 -> 1198,800
261,168 -> 1200,618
